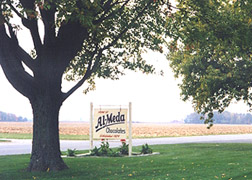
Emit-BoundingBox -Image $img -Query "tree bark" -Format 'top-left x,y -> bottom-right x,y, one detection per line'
27,92 -> 68,172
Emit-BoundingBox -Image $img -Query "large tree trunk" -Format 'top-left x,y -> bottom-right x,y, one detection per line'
27,93 -> 68,172
0,24 -> 68,171
0,5 -> 90,172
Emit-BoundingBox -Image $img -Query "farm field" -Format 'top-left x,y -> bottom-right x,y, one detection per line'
1,122 -> 252,138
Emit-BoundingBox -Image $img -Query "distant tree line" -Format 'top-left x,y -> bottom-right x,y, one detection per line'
0,111 -> 28,122
184,111 -> 252,124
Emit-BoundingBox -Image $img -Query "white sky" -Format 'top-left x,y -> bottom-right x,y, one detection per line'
0,3 -> 250,122
0,49 -> 250,122
0,49 -> 196,122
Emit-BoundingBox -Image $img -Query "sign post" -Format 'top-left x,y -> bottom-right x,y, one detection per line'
129,102 -> 132,156
89,103 -> 132,156
89,102 -> 93,153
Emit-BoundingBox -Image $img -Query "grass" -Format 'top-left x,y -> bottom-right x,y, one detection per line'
2,132 -> 251,141
0,133 -> 89,140
0,133 -> 32,139
0,139 -> 11,142
59,134 -> 89,140
0,133 -> 180,140
0,133 -> 236,141
0,143 -> 252,179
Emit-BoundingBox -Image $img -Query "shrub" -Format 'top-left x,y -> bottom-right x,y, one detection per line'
108,150 -> 121,157
90,141 -> 153,157
99,142 -> 112,156
90,146 -> 100,156
118,142 -> 129,155
141,143 -> 153,154
67,148 -> 76,157
90,141 -> 115,157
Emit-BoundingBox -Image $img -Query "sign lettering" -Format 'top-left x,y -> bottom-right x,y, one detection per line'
93,109 -> 127,139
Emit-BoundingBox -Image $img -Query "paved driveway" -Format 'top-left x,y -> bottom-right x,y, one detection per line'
0,134 -> 252,156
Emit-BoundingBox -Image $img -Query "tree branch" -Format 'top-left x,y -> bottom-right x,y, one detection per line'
61,73 -> 89,103
62,45 -> 100,102
17,46 -> 36,71
93,0 -> 119,23
7,23 -> 18,44
0,24 -> 36,98
93,0 -> 129,25
61,0 -> 154,102
21,19 -> 42,54
7,1 -> 26,19
19,0 -> 43,55
101,0 -> 153,51
39,2 -> 56,48
56,22 -> 89,73
6,23 -> 36,71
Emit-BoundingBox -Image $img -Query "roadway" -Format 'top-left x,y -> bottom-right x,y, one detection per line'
0,134 -> 252,156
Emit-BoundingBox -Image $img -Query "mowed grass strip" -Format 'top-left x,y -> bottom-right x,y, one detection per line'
0,132 -> 170,140
0,140 -> 11,142
0,133 -> 89,140
0,133 -> 32,139
0,143 -> 252,180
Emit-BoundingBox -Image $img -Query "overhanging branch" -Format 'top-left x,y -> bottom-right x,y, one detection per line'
56,22 -> 89,73
102,0 -> 153,50
7,1 -> 25,19
19,0 -> 43,55
61,0 -> 154,102
0,24 -> 36,98
7,23 -> 36,71
21,18 -> 43,55
93,0 -> 130,25
17,46 -> 37,71
62,45 -> 100,102
39,2 -> 56,47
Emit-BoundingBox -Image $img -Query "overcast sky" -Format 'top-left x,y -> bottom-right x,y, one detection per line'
0,47 -> 196,122
0,48 -> 249,122
0,4 -> 250,122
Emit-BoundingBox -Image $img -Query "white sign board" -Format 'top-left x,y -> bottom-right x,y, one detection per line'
93,109 -> 128,139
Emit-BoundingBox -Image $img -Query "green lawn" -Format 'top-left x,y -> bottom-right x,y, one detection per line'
0,143 -> 252,179
0,133 -> 178,140
0,139 -> 11,142
1,132 -> 249,141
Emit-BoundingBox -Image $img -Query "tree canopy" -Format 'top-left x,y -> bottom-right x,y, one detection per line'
0,0 -> 173,171
168,0 -> 252,126
0,0 -> 172,97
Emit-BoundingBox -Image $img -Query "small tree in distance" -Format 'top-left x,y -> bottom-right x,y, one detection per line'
0,0 -> 172,172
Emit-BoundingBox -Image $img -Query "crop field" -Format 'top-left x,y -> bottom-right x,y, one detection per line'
1,122 -> 252,137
